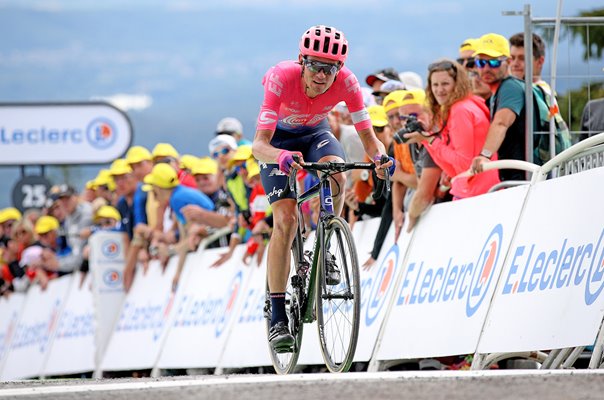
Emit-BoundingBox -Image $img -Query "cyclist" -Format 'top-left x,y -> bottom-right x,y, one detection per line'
252,25 -> 393,352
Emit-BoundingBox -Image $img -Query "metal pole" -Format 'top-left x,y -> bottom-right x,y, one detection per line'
524,4 -> 534,165
549,0 -> 564,160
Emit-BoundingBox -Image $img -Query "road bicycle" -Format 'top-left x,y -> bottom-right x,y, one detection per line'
264,156 -> 389,373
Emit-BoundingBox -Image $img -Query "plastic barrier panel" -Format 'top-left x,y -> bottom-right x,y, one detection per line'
0,293 -> 26,377
478,167 -> 604,352
376,186 -> 529,360
100,259 -> 176,371
43,272 -> 95,376
217,249 -> 272,369
354,218 -> 413,362
156,246 -> 252,369
89,232 -> 126,366
1,275 -> 72,380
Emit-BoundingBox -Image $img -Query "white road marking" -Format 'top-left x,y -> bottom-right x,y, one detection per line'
1,369 -> 604,397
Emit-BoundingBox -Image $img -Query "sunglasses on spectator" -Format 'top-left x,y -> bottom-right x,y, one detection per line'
456,57 -> 475,68
302,57 -> 340,75
374,126 -> 386,133
212,148 -> 231,158
428,61 -> 458,79
475,58 -> 505,69
155,156 -> 177,165
399,113 -> 418,120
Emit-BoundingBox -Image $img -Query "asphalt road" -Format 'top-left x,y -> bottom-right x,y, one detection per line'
2,370 -> 604,400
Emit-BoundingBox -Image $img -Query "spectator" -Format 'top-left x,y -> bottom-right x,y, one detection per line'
108,159 -> 138,240
242,160 -> 272,266
470,33 -> 528,182
508,32 -> 545,83
189,157 -> 234,249
404,59 -> 500,199
458,38 -> 491,100
209,134 -> 238,189
365,68 -> 401,104
330,102 -> 365,164
580,98 -> 604,140
92,169 -> 116,206
372,80 -> 406,108
80,205 -> 122,279
216,117 -> 252,146
151,143 -> 197,189
179,154 -> 199,175
396,89 -> 444,233
22,216 -> 62,290
212,145 -> 255,266
0,207 -> 22,247
46,184 -> 93,276
362,91 -> 417,268
142,163 -> 219,289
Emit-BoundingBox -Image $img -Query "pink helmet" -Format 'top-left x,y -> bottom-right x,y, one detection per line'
299,25 -> 348,64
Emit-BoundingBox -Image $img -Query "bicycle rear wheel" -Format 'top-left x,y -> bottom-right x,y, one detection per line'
264,229 -> 305,374
316,216 -> 361,373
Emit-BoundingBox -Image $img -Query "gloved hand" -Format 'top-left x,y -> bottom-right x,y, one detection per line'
374,155 -> 396,177
277,150 -> 303,174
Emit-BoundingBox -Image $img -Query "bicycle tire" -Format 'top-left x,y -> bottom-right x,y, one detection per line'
315,216 -> 361,373
265,227 -> 305,374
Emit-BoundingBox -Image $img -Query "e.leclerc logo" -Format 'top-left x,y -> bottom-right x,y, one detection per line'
86,117 -> 117,149
501,227 -> 604,306
396,224 -> 503,318
365,245 -> 399,326
103,269 -> 122,287
101,239 -> 120,259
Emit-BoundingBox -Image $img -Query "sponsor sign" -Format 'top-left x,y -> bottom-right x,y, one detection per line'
157,246 -> 252,369
43,272 -> 95,376
0,102 -> 132,165
0,293 -> 26,377
100,259 -> 176,371
1,275 -> 72,380
376,186 -> 529,360
479,167 -> 604,352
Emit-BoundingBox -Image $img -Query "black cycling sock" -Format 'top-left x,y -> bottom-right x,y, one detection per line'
270,292 -> 287,327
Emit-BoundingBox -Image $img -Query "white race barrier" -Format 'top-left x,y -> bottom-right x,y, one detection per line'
1,275 -> 72,380
478,166 -> 604,352
375,186 -> 530,361
43,272 -> 95,376
100,259 -> 176,372
156,246 -> 253,369
89,232 -> 127,370
0,292 -> 26,377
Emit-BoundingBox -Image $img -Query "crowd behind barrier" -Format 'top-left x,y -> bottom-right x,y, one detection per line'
2,26 -> 604,377
1,138 -> 604,379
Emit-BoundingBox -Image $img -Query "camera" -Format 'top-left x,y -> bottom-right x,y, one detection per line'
393,115 -> 425,144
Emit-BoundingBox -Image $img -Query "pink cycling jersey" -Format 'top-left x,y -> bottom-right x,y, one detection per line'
256,60 -> 372,134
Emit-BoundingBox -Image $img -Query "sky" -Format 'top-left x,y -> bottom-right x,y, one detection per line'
0,0 -> 603,208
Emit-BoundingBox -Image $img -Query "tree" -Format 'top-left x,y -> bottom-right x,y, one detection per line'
567,8 -> 604,60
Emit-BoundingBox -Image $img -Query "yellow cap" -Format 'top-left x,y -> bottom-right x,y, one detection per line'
246,159 -> 261,179
85,180 -> 96,190
94,169 -> 116,191
473,33 -> 510,58
383,90 -> 408,113
191,157 -> 218,175
143,163 -> 179,190
126,146 -> 152,164
94,205 -> 121,222
228,144 -> 253,167
152,143 -> 179,159
367,105 -> 388,127
0,207 -> 22,224
459,38 -> 479,54
400,89 -> 427,107
35,216 -> 59,235
109,158 -> 133,176
179,154 -> 199,170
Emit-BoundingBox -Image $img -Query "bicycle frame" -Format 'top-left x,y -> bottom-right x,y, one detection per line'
292,173 -> 336,324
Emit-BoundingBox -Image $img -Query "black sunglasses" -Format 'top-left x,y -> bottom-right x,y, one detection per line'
374,126 -> 386,133
428,61 -> 457,73
302,57 -> 340,75
456,57 -> 475,69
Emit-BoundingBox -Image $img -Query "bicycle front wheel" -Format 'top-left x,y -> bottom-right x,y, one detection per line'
316,216 -> 361,373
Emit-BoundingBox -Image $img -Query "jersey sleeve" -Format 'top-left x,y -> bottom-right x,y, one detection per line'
256,65 -> 285,131
497,78 -> 525,117
341,70 -> 372,132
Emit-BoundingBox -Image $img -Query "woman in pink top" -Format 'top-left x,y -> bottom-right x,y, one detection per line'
404,59 -> 500,199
